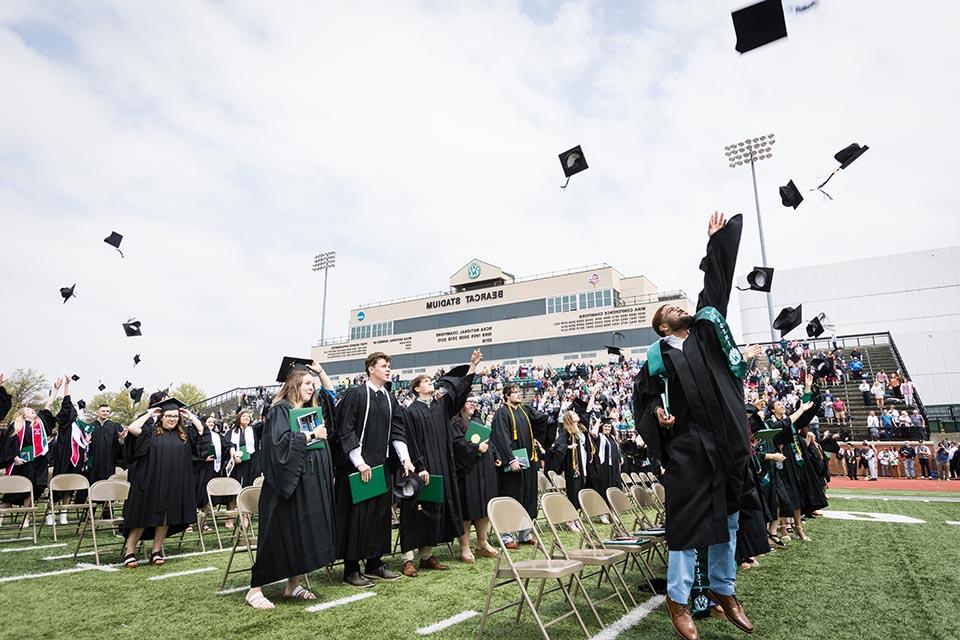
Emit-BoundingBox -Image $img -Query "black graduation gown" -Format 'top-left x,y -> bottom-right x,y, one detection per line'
251,396 -> 337,587
602,434 -> 622,491
0,387 -> 10,424
398,372 -> 473,552
633,215 -> 751,551
87,419 -> 124,483
490,403 -> 552,519
620,439 -> 641,474
451,414 -> 498,522
193,430 -> 232,508
0,411 -> 54,505
770,417 -> 804,516
51,396 -> 86,476
548,429 -> 589,509
585,432 -> 605,493
798,441 -> 829,513
121,423 -> 201,539
736,453 -> 771,563
333,384 -> 407,562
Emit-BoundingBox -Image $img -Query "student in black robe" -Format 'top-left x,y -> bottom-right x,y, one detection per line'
246,362 -> 337,609
226,409 -> 262,489
633,212 -> 759,638
599,419 -> 622,492
397,351 -> 480,576
86,403 -> 125,484
736,406 -> 773,569
800,431 -> 829,516
193,415 -> 232,514
120,398 -> 204,568
333,351 -> 411,588
548,410 -> 591,523
1,377 -> 60,509
0,374 -> 11,424
766,399 -> 818,542
49,383 -> 90,523
490,382 -> 553,547
450,397 -> 499,562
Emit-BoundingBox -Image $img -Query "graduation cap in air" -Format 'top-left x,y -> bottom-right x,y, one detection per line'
276,356 -> 313,384
104,231 -> 124,257
71,374 -> 80,382
558,145 -> 588,189
123,381 -> 132,389
436,365 -> 471,394
77,399 -> 87,411
604,346 -> 623,364
129,387 -> 144,404
815,143 -> 870,198
810,356 -> 834,379
97,382 -> 106,392
737,267 -> 774,292
60,284 -> 77,304
122,319 -> 142,337
806,312 -> 833,338
133,354 -> 141,367
149,396 -> 185,412
779,180 -> 803,209
732,0 -> 788,54
772,304 -> 802,336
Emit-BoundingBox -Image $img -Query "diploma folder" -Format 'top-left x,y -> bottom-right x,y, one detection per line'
288,407 -> 326,450
465,421 -> 491,445
348,464 -> 388,504
505,448 -> 530,472
419,475 -> 444,503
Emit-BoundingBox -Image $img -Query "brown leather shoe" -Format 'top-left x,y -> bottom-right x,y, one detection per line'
419,556 -> 449,570
475,546 -> 499,558
707,590 -> 753,634
401,560 -> 418,577
664,596 -> 700,640
503,540 -> 519,550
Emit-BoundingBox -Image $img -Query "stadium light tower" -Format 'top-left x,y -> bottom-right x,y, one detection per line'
724,134 -> 777,344
313,251 -> 336,345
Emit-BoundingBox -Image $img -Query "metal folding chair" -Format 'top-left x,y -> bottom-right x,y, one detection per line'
0,476 -> 39,543
74,479 -> 129,565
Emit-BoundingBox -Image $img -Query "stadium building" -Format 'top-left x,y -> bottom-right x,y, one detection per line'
311,259 -> 692,380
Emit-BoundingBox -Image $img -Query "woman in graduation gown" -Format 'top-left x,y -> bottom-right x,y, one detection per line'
599,419 -> 623,491
0,378 -> 59,509
737,405 -> 773,568
799,431 -> 829,517
193,415 -> 232,517
246,362 -> 337,609
49,382 -> 90,522
548,410 -> 591,524
451,396 -> 499,562
227,409 -> 262,488
766,399 -> 818,542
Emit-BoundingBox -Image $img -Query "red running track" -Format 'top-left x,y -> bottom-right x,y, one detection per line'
827,476 -> 959,492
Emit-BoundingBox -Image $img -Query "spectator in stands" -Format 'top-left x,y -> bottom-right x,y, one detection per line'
909,410 -> 926,440
850,357 -> 864,380
833,397 -> 847,425
917,441 -> 932,478
880,409 -> 895,440
901,378 -> 916,407
859,379 -> 872,407
872,381 -> 885,409
866,411 -> 880,441
821,396 -> 835,425
935,444 -> 950,481
899,443 -> 917,479
888,372 -> 901,399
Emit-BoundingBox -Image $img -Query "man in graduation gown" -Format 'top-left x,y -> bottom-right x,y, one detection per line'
87,403 -> 125,483
633,212 -> 760,640
334,351 -> 414,588
490,382 -> 554,547
397,349 -> 481,576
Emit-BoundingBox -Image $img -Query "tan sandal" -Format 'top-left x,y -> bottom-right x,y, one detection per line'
246,590 -> 275,609
282,585 -> 316,600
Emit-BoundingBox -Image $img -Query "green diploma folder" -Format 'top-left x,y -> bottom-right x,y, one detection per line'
348,464 -> 388,504
419,474 -> 444,503
288,407 -> 326,450
238,446 -> 251,462
465,421 -> 491,446
505,447 -> 529,472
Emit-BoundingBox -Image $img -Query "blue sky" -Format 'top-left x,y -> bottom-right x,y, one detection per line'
1,0 -> 958,396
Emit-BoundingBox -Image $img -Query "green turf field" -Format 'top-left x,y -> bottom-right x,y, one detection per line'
1,489 -> 958,640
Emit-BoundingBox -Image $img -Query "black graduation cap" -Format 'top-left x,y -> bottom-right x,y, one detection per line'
810,356 -> 833,378
816,142 -> 870,196
737,266 -> 774,292
97,382 -> 106,392
129,387 -> 144,403
772,304 -> 802,336
104,231 -> 124,257
276,356 -> 313,384
122,320 -> 142,337
392,467 -> 423,501
436,364 -> 470,394
133,354 -> 141,366
149,396 -> 185,412
71,374 -> 80,382
77,399 -> 87,411
123,380 -> 132,389
806,315 -> 825,338
558,145 -> 588,189
732,0 -> 788,54
779,180 -> 803,209
605,346 -> 623,356
148,390 -> 168,406
60,284 -> 77,303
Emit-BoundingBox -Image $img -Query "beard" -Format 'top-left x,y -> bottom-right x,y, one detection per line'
667,314 -> 694,332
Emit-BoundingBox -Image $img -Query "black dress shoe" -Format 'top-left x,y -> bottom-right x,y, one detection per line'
343,571 -> 374,588
364,564 -> 401,581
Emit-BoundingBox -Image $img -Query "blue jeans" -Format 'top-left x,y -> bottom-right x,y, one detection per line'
500,529 -> 533,545
667,512 -> 739,603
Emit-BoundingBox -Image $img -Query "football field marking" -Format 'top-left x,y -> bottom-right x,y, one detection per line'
416,610 -> 479,635
148,566 -> 218,581
0,564 -> 99,584
946,521 -> 960,526
1,542 -> 67,553
305,591 -> 376,612
820,510 -> 926,524
590,595 -> 665,640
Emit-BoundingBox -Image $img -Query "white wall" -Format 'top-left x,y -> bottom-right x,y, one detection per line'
738,246 -> 960,406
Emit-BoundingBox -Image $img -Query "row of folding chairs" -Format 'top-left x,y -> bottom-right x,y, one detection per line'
477,487 -> 669,639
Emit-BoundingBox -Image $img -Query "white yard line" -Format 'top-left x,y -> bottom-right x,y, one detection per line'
44,546 -> 233,562
147,566 -> 218,581
589,595 -> 665,640
416,610 -> 479,635
305,591 -> 376,613
946,520 -> 960,526
1,542 -> 67,553
77,562 -> 119,572
0,564 -> 98,584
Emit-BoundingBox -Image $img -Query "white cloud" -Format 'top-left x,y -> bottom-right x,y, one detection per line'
1,0 -> 958,396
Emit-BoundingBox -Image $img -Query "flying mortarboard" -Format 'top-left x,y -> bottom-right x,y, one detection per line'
276,356 -> 313,384
129,387 -> 144,403
779,180 -> 803,209
124,381 -> 132,389
97,382 -> 106,392
122,319 -> 142,337
816,142 -> 870,198
810,356 -> 834,379
149,396 -> 185,412
133,354 -> 141,366
772,304 -> 803,336
60,284 -> 77,304
732,0 -> 788,54
71,374 -> 80,382
77,399 -> 87,411
806,315 -> 825,338
104,231 -> 124,257
737,266 -> 774,292
558,145 -> 588,189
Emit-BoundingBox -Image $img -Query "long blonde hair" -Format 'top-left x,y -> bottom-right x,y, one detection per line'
273,370 -> 319,409
562,410 -> 581,436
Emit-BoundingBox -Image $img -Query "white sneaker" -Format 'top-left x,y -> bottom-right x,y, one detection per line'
59,512 -> 68,525
45,513 -> 54,526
